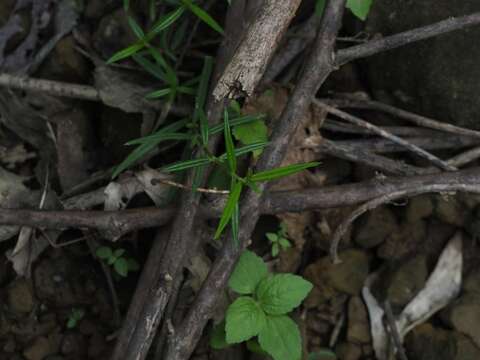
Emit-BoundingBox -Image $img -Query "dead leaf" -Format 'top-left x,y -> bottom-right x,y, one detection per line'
0,143 -> 36,168
364,233 -> 463,360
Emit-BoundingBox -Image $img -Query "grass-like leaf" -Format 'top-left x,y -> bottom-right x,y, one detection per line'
224,108 -> 236,173
132,53 -> 166,81
128,16 -> 146,40
250,162 -> 319,182
219,141 -> 269,159
126,132 -> 192,146
146,88 -> 172,99
181,0 -> 224,34
231,202 -> 239,246
148,6 -> 186,38
215,180 -> 243,239
107,42 -> 145,64
112,141 -> 159,178
199,109 -> 209,146
209,114 -> 266,135
162,157 -> 212,172
126,119 -> 189,145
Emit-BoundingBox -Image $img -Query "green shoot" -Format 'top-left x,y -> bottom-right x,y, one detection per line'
96,246 -> 140,277
66,308 -> 85,329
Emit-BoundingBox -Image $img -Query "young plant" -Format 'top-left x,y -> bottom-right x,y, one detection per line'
96,246 -> 140,277
266,222 -> 292,257
210,251 -> 313,360
66,308 -> 85,329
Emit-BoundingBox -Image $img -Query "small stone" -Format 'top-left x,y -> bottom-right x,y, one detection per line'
7,278 -> 35,314
454,333 -> 480,360
347,296 -> 371,344
405,324 -> 456,360
384,255 -> 428,309
336,342 -> 362,360
61,333 -> 86,356
435,195 -> 467,226
23,337 -> 53,360
377,220 -> 427,260
406,195 -> 434,222
442,293 -> 480,348
355,206 -> 398,248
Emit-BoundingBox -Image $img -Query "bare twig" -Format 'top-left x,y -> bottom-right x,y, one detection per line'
447,146 -> 480,168
336,12 -> 480,66
151,178 -> 229,194
329,183 -> 480,263
314,100 -> 456,171
213,0 -> 302,99
324,98 -> 480,139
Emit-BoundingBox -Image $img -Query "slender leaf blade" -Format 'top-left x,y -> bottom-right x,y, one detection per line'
148,6 -> 186,38
107,42 -> 145,64
181,0 -> 224,34
250,162 -> 319,182
214,180 -> 243,239
224,108 -> 236,173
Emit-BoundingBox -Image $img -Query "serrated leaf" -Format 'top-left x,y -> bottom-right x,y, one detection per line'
114,258 -> 129,277
233,119 -> 268,157
96,246 -> 112,259
229,250 -> 268,294
225,297 -> 266,344
346,0 -> 373,21
256,274 -> 313,315
214,180 -> 243,239
181,0 -> 224,34
258,315 -> 302,360
250,162 -> 319,183
266,233 -> 278,243
210,321 -> 229,350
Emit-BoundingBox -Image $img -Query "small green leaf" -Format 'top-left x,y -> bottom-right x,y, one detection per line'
224,109 -> 236,173
225,297 -> 266,344
233,119 -> 268,157
346,0 -> 373,21
113,249 -> 126,258
107,42 -> 145,64
271,243 -> 279,257
96,246 -> 113,259
250,162 -> 319,183
229,250 -> 268,294
107,257 -> 116,265
279,237 -> 292,249
214,180 -> 243,239
128,16 -> 146,40
67,317 -> 77,329
210,321 -> 229,350
114,258 -> 130,277
181,0 -> 224,34
149,6 -> 186,37
266,233 -> 278,243
256,274 -> 313,315
258,315 -> 302,360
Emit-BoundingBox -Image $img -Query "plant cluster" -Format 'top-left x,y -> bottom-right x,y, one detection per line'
266,222 -> 292,257
210,251 -> 313,360
95,246 -> 140,277
66,308 -> 85,329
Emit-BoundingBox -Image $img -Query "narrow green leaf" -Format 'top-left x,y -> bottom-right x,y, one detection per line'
194,56 -> 213,122
148,6 -> 186,38
149,47 -> 178,86
123,0 -> 130,11
228,250 -> 268,294
231,202 -> 239,247
346,0 -> 373,21
114,257 -> 130,277
107,42 -> 145,64
128,16 -> 146,40
112,141 -> 158,178
209,114 -> 266,135
162,157 -> 212,173
224,108 -> 236,173
258,315 -> 302,360
126,119 -> 189,145
132,53 -> 166,81
181,0 -> 224,34
315,0 -> 326,17
214,180 -> 243,239
199,109 -> 209,146
146,88 -> 172,99
177,86 -> 196,95
126,132 -> 192,145
256,274 -> 313,315
250,162 -> 319,183
225,297 -> 266,344
219,141 -> 269,160
96,246 -> 112,259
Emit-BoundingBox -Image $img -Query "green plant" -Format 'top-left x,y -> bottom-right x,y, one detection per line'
66,308 -> 85,329
316,0 -> 373,21
266,222 -> 292,257
210,251 -> 313,360
96,246 -> 140,277
108,5 -> 320,245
